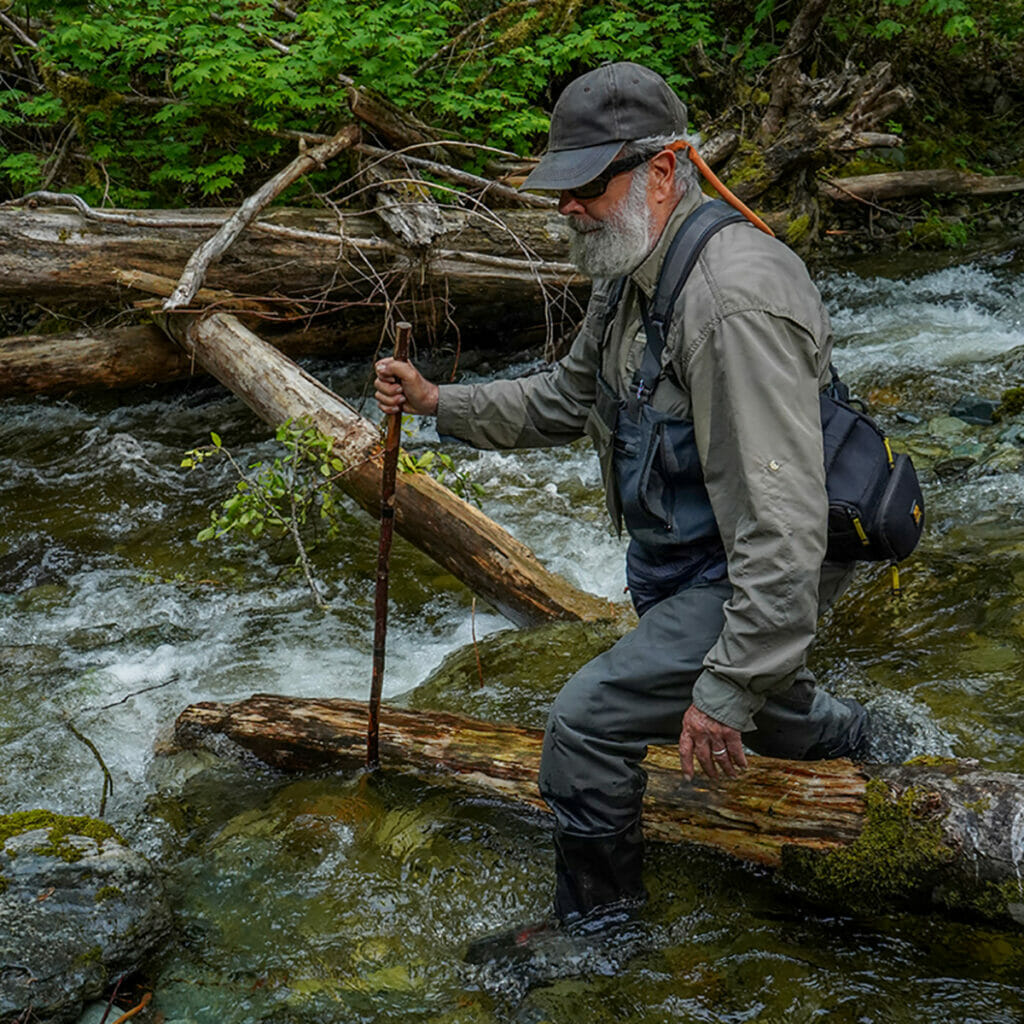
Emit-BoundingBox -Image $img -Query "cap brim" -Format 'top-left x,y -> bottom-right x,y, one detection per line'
519,140 -> 624,192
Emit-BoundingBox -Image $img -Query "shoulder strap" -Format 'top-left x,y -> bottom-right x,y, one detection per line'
632,199 -> 747,405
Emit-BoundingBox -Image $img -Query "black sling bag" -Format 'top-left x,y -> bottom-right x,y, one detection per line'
606,199 -> 925,575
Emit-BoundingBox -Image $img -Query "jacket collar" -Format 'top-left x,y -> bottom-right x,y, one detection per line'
630,187 -> 704,299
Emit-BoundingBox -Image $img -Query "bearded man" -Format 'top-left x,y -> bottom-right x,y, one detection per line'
374,61 -> 868,946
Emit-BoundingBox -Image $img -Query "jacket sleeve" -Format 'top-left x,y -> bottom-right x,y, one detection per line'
684,309 -> 828,732
435,288 -> 607,450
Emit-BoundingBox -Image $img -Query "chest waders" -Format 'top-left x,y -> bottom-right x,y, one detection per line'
596,200 -> 748,615
530,203 -> 871,941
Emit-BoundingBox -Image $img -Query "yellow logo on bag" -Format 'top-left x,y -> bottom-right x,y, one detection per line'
911,502 -> 923,526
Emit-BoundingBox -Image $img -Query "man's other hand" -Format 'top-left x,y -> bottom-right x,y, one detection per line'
374,358 -> 440,417
679,705 -> 748,782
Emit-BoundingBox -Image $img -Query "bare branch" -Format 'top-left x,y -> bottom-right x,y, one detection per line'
355,143 -> 555,210
163,123 -> 361,311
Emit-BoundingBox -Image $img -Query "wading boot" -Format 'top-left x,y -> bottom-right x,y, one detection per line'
464,822 -> 647,966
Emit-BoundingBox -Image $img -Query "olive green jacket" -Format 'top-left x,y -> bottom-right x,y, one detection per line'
436,190 -> 846,732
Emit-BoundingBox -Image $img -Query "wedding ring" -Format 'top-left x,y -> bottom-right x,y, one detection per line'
712,748 -> 728,757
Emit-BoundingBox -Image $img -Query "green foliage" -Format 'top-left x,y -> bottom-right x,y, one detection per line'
1,1 -> 1020,205
901,202 -> 972,250
399,415 -> 485,509
1,0 -> 727,203
183,420 -> 347,607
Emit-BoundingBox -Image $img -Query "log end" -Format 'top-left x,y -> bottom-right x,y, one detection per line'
780,768 -> 1024,927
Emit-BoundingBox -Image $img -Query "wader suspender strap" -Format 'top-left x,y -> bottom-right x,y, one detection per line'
630,199 -> 747,409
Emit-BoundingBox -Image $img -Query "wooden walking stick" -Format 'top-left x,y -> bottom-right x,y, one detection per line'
367,320 -> 411,769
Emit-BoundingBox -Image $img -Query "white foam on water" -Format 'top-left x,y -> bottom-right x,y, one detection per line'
3,257 -> 1022,832
822,262 -> 1024,380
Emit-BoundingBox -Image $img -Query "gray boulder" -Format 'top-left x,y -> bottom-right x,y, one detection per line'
0,812 -> 171,1024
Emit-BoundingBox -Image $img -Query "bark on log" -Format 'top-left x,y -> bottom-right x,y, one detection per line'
821,169 -> 1024,203
0,204 -> 582,312
156,306 -> 622,629
173,693 -> 1024,926
0,318 -> 381,395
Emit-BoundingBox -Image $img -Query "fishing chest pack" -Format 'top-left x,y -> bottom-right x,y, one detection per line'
609,198 -> 925,584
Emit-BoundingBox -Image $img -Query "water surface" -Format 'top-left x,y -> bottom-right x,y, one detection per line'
2,253 -> 1023,1022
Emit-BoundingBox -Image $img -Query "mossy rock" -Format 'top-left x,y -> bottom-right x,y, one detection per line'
0,809 -> 121,862
993,387 -> 1024,422
1,810 -> 170,1024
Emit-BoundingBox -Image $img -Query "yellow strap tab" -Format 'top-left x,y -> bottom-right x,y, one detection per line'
852,516 -> 870,545
890,562 -> 901,596
883,437 -> 895,470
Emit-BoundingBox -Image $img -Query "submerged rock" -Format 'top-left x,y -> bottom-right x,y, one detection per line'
0,811 -> 171,1024
949,394 -> 1001,425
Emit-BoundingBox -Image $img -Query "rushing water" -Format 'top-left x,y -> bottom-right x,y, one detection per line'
2,251 -> 1024,1023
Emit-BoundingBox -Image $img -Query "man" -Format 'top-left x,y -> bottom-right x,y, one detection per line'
374,62 -> 867,938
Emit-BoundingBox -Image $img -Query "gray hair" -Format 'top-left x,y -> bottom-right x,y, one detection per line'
620,133 -> 700,196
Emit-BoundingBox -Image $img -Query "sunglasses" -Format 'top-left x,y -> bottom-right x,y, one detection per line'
567,151 -> 654,200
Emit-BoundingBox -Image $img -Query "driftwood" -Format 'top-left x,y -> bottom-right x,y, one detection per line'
356,143 -> 555,211
0,202 -> 582,318
174,693 -> 1024,926
0,314 -> 385,395
153,301 -> 621,629
164,124 -> 362,311
821,169 -> 1024,203
727,60 -> 912,205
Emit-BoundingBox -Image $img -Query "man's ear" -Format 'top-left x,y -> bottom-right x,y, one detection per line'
647,149 -> 678,205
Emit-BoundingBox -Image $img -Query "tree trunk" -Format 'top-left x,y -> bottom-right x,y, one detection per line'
156,307 -> 622,629
0,319 -> 382,395
757,0 -> 834,145
0,204 -> 580,306
173,693 -> 1024,927
821,169 -> 1024,203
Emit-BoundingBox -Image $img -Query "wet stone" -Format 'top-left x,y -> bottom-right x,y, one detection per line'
934,455 -> 978,479
0,815 -> 171,1024
998,423 -> 1024,446
927,415 -> 974,440
949,395 -> 1001,425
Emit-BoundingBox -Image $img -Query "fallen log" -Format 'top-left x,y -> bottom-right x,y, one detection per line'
155,304 -> 622,628
726,60 -> 912,205
0,202 -> 581,310
174,693 -> 1024,926
0,318 -> 381,395
821,169 -> 1024,204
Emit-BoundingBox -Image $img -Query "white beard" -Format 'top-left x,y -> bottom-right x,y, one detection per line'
567,169 -> 655,279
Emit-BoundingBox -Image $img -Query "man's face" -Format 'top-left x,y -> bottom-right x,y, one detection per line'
559,164 -> 655,279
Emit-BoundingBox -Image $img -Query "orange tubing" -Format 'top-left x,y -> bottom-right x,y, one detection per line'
667,140 -> 775,237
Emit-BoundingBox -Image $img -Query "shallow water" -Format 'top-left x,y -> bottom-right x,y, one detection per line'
2,251 -> 1024,1022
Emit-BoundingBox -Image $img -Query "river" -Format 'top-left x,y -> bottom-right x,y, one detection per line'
2,250 -> 1024,1023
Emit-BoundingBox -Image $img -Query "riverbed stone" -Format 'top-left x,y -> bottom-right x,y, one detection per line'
0,812 -> 171,1024
927,415 -> 974,440
949,394 -> 1001,425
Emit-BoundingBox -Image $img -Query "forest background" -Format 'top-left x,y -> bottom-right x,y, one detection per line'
2,0 -> 1023,256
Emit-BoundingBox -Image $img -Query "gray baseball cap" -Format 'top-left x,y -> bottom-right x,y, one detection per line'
520,62 -> 688,192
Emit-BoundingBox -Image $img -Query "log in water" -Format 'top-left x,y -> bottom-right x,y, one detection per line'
175,692 -> 1024,928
